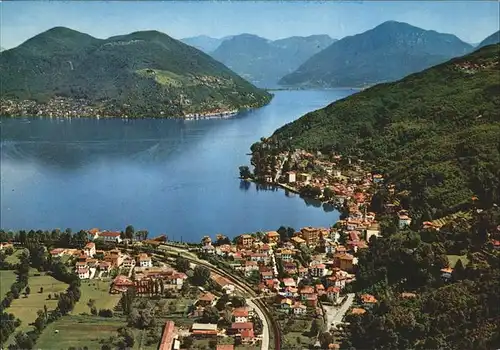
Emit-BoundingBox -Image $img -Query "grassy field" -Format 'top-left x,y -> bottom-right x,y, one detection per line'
4,248 -> 26,265
281,319 -> 313,349
72,280 -> 120,315
0,270 -> 17,298
36,314 -> 126,349
447,254 -> 469,267
6,272 -> 68,332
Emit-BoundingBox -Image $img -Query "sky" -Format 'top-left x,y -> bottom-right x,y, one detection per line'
1,1 -> 499,50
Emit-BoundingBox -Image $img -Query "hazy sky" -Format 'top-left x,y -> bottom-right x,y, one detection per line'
1,1 -> 499,49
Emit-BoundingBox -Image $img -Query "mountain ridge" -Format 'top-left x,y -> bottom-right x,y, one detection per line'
0,27 -> 272,118
477,30 -> 500,48
211,33 -> 335,87
279,20 -> 473,88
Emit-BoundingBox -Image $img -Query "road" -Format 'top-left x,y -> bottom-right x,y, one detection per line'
274,155 -> 288,182
324,293 -> 355,329
246,298 -> 270,350
152,246 -> 273,350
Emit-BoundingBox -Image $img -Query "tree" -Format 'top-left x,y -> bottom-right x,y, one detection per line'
323,187 -> 335,200
453,259 -> 466,281
202,306 -> 220,323
319,331 -> 334,348
310,319 -> 323,337
175,256 -> 190,273
87,298 -> 96,312
182,337 -> 193,349
125,225 -> 135,240
168,302 -> 177,314
192,266 -> 210,286
239,166 -> 252,179
117,327 -> 135,348
15,331 -> 34,349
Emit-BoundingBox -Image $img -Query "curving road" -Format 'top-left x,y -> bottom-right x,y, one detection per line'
150,245 -> 275,350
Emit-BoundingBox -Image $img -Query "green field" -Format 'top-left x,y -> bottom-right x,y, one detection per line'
0,270 -> 17,298
6,273 -> 68,332
4,248 -> 26,265
447,254 -> 469,268
72,280 -> 120,315
36,314 -> 126,350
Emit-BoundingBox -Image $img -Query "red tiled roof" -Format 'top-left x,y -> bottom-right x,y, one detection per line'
198,292 -> 216,302
233,308 -> 249,317
100,231 -> 121,237
159,321 -> 175,350
231,322 -> 253,330
240,329 -> 254,339
217,346 -> 234,350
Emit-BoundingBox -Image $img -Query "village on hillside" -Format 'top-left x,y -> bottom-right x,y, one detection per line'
2,145 -> 496,349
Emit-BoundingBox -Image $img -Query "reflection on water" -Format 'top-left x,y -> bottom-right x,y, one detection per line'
1,90 -> 354,239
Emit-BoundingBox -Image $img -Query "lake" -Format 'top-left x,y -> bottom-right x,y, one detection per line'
0,89 -> 354,241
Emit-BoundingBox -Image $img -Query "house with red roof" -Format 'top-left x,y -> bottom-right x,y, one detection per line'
291,302 -> 307,315
232,307 -> 249,323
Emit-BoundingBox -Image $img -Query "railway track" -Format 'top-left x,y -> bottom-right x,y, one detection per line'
153,249 -> 282,350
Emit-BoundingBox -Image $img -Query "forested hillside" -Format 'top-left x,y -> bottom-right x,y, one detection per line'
273,44 -> 500,218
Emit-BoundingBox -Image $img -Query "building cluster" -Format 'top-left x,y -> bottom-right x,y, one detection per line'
110,266 -> 188,294
0,97 -> 112,118
50,239 -> 153,280
188,291 -> 260,345
199,210 -> 382,318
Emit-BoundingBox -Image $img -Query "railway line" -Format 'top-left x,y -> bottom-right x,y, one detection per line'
152,247 -> 282,350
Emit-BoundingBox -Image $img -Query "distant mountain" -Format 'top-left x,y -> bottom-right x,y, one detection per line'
280,21 -> 473,88
180,35 -> 234,53
271,44 -> 500,213
477,30 -> 500,48
211,34 -> 336,88
0,27 -> 271,118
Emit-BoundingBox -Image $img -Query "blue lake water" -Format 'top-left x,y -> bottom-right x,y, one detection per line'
0,89 -> 354,241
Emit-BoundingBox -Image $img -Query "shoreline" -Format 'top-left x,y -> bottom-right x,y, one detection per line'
241,177 -> 341,209
0,108 -> 253,121
0,95 -> 273,121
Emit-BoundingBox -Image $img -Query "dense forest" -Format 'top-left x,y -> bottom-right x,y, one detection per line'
272,44 -> 500,219
343,208 -> 500,350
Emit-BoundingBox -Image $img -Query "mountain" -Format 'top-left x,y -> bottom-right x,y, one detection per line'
180,35 -> 233,53
280,21 -> 473,88
477,30 -> 500,48
211,34 -> 335,88
270,44 -> 500,215
0,27 -> 271,118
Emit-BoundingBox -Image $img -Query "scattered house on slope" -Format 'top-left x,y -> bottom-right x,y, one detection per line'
83,242 -> 96,257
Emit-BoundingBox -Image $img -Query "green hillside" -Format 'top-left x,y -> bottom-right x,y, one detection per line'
279,21 -> 473,88
271,44 -> 500,216
0,27 -> 272,117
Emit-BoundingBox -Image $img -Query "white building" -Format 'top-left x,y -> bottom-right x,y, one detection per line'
84,242 -> 96,257
97,231 -> 122,243
309,263 -> 327,277
137,254 -> 152,268
77,267 -> 90,279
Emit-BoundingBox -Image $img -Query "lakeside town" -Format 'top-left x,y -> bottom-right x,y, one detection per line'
0,97 -> 241,120
3,149 -> 487,350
